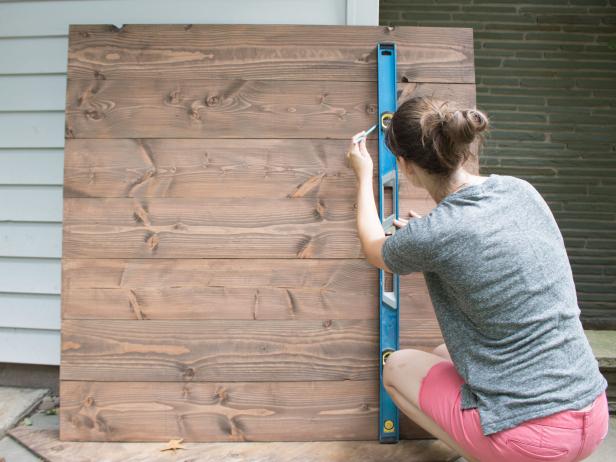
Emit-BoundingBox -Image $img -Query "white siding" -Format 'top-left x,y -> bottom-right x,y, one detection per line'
0,0 -> 379,365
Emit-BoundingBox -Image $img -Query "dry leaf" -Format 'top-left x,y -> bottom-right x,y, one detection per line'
160,438 -> 185,452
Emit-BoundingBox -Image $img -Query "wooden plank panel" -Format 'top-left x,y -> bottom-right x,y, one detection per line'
62,197 -> 360,258
65,80 -> 475,139
61,258 -> 437,323
60,23 -> 473,443
59,380 -> 381,442
63,138 -> 378,199
62,258 -> 378,320
61,190 -> 474,259
59,379 -> 438,443
67,24 -> 475,82
60,319 -> 379,382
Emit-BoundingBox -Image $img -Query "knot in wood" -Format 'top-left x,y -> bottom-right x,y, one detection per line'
189,109 -> 201,120
183,367 -> 195,379
167,90 -> 181,104
216,387 -> 228,401
366,104 -> 377,114
205,95 -> 220,106
322,319 -> 332,328
84,110 -> 102,120
79,31 -> 90,38
84,396 -> 95,407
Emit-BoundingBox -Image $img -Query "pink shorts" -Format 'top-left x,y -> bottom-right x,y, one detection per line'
418,360 -> 610,462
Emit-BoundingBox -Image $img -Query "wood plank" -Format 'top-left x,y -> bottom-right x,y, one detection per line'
59,380 -> 380,442
62,197 -> 362,258
67,24 -> 475,83
61,258 -> 437,323
63,138 -> 378,199
61,190 -> 464,258
9,426 -> 459,460
64,80 -> 475,139
60,319 -> 379,382
57,379 -> 439,442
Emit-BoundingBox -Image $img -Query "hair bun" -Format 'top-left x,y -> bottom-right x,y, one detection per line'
443,108 -> 489,145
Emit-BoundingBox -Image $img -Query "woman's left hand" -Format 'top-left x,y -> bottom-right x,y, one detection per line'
346,133 -> 373,182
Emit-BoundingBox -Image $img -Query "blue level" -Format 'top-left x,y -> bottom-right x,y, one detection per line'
377,42 -> 400,444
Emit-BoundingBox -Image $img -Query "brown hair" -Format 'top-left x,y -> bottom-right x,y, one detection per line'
384,96 -> 490,177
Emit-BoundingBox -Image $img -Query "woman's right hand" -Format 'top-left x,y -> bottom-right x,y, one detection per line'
393,209 -> 422,229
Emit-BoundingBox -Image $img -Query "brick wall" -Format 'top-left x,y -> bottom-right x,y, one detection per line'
380,0 -> 616,328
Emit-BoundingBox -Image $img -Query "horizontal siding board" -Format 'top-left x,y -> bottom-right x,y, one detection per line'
0,113 -> 65,148
0,37 -> 68,74
57,379 -> 436,443
0,293 -> 60,330
0,0 -> 351,38
59,379 -> 382,442
0,186 -> 62,221
0,149 -> 64,185
0,76 -> 67,111
0,258 -> 60,295
0,223 -> 62,258
0,327 -> 60,365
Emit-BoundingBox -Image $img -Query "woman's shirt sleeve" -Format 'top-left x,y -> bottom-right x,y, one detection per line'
380,214 -> 436,275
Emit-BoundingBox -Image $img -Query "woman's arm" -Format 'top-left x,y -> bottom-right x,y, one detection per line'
356,175 -> 392,272
346,134 -> 392,272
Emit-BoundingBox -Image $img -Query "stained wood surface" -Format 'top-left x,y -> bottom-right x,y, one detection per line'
61,23 -> 477,443
68,24 -> 475,82
57,380 -> 439,442
65,80 -> 474,139
61,258 -> 436,321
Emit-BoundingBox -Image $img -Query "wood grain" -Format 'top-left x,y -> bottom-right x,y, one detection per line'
60,319 -> 379,382
62,197 -> 362,258
61,258 -> 436,322
65,80 -> 475,139
60,23 -> 477,443
68,24 -> 475,83
57,380 -> 442,443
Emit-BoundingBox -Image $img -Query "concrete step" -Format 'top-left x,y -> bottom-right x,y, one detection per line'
585,329 -> 616,413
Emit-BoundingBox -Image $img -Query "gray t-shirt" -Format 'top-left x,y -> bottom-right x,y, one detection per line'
381,173 -> 608,436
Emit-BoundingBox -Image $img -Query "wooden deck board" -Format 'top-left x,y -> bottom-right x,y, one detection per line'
9,426 -> 460,461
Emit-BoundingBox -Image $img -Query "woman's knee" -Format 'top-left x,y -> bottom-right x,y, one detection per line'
383,348 -> 446,390
432,343 -> 452,361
